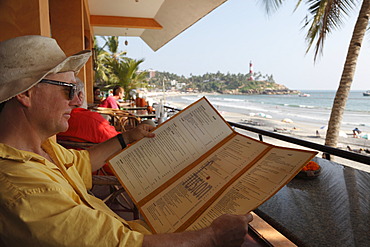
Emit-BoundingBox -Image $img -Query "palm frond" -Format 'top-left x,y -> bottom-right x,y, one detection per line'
106,36 -> 119,54
303,0 -> 356,60
260,0 -> 286,15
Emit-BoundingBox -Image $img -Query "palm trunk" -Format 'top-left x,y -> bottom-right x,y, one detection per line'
325,0 -> 370,148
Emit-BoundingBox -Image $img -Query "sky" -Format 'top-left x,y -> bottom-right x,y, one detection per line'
99,0 -> 370,91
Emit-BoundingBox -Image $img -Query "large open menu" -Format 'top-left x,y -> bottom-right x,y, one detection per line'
108,97 -> 317,233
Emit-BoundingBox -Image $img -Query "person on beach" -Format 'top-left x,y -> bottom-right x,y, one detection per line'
353,127 -> 361,138
0,35 -> 254,246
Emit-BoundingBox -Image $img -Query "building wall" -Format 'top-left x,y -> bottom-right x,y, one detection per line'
0,0 -> 94,103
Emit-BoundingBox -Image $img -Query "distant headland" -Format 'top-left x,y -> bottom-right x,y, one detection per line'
147,71 -> 300,95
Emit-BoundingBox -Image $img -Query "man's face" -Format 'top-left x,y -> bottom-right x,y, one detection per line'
118,90 -> 124,99
94,89 -> 101,99
30,72 -> 82,135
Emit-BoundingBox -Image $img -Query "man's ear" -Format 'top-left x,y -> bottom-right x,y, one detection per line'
15,89 -> 33,107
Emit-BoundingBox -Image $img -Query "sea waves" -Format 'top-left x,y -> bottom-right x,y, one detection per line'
165,91 -> 370,132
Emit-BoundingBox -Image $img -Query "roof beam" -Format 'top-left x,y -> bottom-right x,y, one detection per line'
90,15 -> 162,30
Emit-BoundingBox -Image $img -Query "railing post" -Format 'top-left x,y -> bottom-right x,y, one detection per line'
258,134 -> 263,142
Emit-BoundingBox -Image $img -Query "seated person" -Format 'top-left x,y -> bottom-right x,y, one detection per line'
58,79 -> 119,144
93,86 -> 103,104
353,127 -> 361,137
98,85 -> 124,109
0,35 -> 253,246
57,79 -> 119,174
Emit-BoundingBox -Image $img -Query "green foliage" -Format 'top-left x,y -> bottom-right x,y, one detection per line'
148,71 -> 286,94
106,57 -> 148,99
303,0 -> 355,60
93,37 -> 111,85
93,36 -> 148,99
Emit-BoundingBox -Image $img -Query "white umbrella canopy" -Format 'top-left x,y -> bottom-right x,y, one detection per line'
359,133 -> 369,139
282,118 -> 293,123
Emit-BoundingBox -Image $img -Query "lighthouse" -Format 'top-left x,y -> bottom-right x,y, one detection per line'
248,61 -> 254,81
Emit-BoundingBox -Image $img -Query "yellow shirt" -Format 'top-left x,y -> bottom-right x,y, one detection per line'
0,139 -> 151,246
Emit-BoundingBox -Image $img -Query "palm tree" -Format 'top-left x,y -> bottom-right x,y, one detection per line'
93,36 -> 128,87
102,36 -> 127,61
263,0 -> 370,148
323,0 -> 370,148
93,37 -> 110,86
121,58 -> 148,100
106,57 -> 148,100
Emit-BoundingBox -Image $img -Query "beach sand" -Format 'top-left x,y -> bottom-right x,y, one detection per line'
149,93 -> 370,173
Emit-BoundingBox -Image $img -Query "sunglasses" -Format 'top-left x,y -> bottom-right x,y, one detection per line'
40,79 -> 77,100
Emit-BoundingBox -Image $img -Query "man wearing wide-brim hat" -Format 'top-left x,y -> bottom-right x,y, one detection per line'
0,35 -> 253,246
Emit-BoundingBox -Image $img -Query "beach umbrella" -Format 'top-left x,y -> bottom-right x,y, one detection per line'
282,118 -> 293,123
359,133 -> 368,139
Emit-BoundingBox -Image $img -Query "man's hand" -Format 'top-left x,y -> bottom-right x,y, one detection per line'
210,213 -> 253,247
121,123 -> 155,144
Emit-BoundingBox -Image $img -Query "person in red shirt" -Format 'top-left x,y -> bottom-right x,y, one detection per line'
98,85 -> 123,109
57,108 -> 119,143
57,79 -> 119,174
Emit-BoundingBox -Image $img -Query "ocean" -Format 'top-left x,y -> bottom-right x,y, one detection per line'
165,90 -> 370,133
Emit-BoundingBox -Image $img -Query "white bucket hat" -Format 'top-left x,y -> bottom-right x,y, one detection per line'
0,35 -> 92,103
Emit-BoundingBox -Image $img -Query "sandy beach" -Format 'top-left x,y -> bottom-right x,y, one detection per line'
147,92 -> 370,173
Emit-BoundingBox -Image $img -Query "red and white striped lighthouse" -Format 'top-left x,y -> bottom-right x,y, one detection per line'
248,60 -> 254,81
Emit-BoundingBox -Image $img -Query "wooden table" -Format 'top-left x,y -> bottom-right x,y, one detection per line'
134,113 -> 156,119
91,107 -> 139,130
121,106 -> 148,111
255,157 -> 370,246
